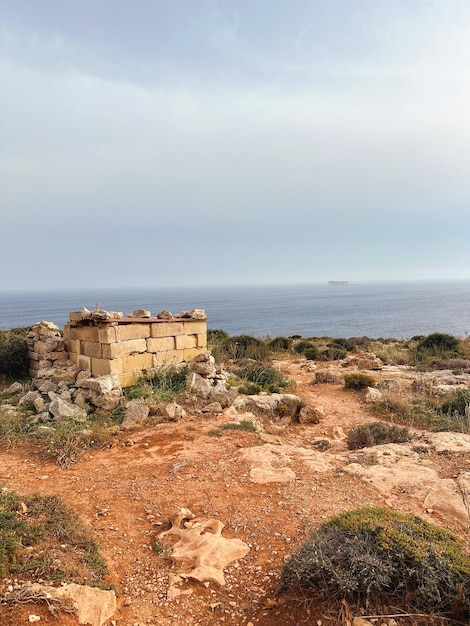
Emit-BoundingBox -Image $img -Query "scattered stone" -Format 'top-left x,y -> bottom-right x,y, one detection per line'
49,396 -> 87,422
121,400 -> 150,428
3,381 -> 24,395
129,309 -> 151,318
162,402 -> 187,421
364,387 -> 383,403
189,309 -> 207,320
298,405 -> 325,424
156,310 -> 173,319
201,402 -> 223,414
19,391 -> 41,406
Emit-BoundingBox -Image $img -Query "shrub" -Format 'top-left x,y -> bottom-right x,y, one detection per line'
347,421 -> 411,450
321,347 -> 347,361
235,363 -> 289,394
278,507 -> 470,616
440,389 -> 470,418
227,335 -> 269,361
344,373 -> 376,390
413,333 -> 461,364
313,371 -> 340,384
268,336 -> 292,351
294,340 -> 315,356
303,346 -> 321,361
0,329 -> 30,377
151,365 -> 189,400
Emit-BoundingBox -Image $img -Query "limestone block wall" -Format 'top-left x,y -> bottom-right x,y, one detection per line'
64,318 -> 207,387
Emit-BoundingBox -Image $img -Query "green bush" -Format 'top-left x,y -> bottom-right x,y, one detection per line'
0,329 -> 30,377
414,333 -> 461,363
151,365 -> 189,399
303,346 -> 320,361
236,363 -> 289,394
344,373 -> 376,390
268,336 -> 292,351
321,347 -> 347,361
347,421 -> 411,450
294,340 -> 316,355
440,389 -> 470,417
278,507 -> 470,616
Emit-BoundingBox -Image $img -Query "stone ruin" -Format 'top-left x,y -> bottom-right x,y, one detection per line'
28,306 -> 207,388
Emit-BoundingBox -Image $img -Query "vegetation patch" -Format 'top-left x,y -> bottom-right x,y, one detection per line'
344,373 -> 376,390
0,328 -> 30,378
278,507 -> 470,617
235,363 -> 290,394
0,489 -> 108,585
347,421 -> 411,450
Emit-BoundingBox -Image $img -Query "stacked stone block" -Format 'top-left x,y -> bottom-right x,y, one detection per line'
64,318 -> 207,387
26,321 -> 69,378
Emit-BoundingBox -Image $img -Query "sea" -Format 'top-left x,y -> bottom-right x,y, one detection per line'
0,280 -> 469,339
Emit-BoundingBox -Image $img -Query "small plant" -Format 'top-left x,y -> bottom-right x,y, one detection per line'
220,420 -> 257,433
235,363 -> 290,394
227,335 -> 269,361
344,373 -> 376,390
278,507 -> 470,617
313,371 -> 339,384
294,340 -> 316,356
321,346 -> 347,361
347,421 -> 411,450
440,389 -> 470,417
151,365 -> 189,401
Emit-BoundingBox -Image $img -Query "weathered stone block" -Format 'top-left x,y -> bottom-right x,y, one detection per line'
175,334 -> 197,350
197,333 -> 207,348
101,338 -> 147,359
29,360 -> 40,371
146,337 -> 176,353
119,371 -> 142,387
82,342 -> 102,358
63,324 -> 71,339
98,326 -> 118,344
183,347 -> 206,362
90,357 -> 123,375
49,351 -> 67,361
68,353 -> 78,365
78,355 -> 91,371
66,339 -> 80,354
151,322 -> 184,338
183,321 -> 207,335
122,353 -> 153,373
153,350 -> 184,366
116,324 -> 150,342
70,325 -> 100,342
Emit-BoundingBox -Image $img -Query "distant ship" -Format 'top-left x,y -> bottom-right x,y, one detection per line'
328,280 -> 349,286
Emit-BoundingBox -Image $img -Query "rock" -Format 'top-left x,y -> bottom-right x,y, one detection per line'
156,310 -> 173,319
4,381 -> 24,395
121,400 -> 150,428
191,361 -> 217,378
53,366 -> 80,384
33,397 -> 45,412
233,393 -> 303,422
159,508 -> 249,587
378,378 -> 400,390
49,397 -> 87,422
86,389 -> 122,411
201,402 -> 223,414
357,358 -> 383,370
189,309 -> 207,320
128,309 -> 151,318
298,405 -> 325,424
28,616 -> 41,623
194,352 -> 215,363
90,309 -> 112,320
36,380 -> 58,393
162,402 -> 187,421
207,391 -> 232,408
352,619 -> 374,626
29,583 -> 116,626
186,373 -> 212,398
364,387 -> 383,403
19,391 -> 41,406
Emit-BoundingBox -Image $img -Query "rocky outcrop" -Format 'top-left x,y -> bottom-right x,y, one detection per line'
233,393 -> 303,423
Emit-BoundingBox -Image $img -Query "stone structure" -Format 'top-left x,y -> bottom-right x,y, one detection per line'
28,308 -> 207,388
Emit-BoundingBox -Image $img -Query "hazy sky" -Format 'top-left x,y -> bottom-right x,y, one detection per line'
1,0 -> 469,290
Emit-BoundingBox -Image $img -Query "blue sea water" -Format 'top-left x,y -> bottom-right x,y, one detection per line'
0,281 -> 469,339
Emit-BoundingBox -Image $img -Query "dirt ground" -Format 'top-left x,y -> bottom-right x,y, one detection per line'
0,361 -> 467,626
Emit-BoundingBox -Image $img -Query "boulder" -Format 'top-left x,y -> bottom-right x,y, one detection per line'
233,393 -> 303,422
298,405 -> 325,424
19,391 -> 41,406
364,387 -> 383,403
3,381 -> 24,395
189,309 -> 207,320
128,309 -> 151,318
121,400 -> 149,428
49,397 -> 87,422
201,402 -> 223,414
186,372 -> 212,397
191,361 -> 217,378
162,402 -> 187,421
156,310 -> 173,319
357,358 -> 383,370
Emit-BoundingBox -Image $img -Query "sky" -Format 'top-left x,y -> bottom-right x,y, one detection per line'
1,0 -> 469,290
